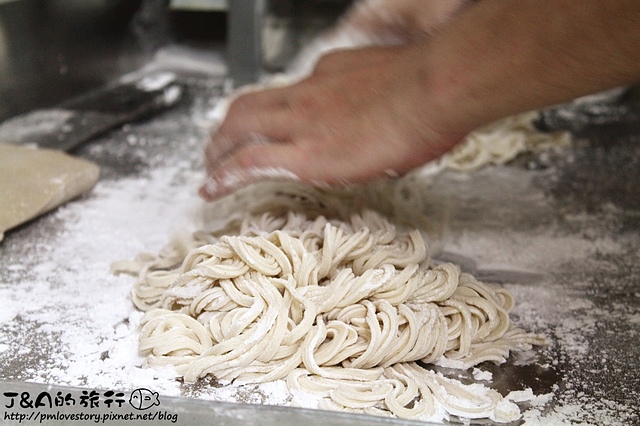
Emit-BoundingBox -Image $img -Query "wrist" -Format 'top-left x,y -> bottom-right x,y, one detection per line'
412,0 -> 640,140
402,40 -> 478,153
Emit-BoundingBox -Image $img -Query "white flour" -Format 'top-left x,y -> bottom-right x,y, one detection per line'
2,153 -> 636,424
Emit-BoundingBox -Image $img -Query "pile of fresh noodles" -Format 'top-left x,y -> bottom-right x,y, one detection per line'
114,207 -> 545,423
441,111 -> 571,172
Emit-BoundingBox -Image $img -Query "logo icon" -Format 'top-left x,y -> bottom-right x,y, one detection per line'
129,388 -> 160,410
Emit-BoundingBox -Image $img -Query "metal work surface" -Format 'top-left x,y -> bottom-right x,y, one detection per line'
0,61 -> 639,425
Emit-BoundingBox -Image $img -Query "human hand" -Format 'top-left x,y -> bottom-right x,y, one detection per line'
199,44 -> 466,201
199,0 -> 476,201
200,0 -> 640,202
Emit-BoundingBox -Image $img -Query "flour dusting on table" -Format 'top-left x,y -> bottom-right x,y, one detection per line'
1,71 -> 638,425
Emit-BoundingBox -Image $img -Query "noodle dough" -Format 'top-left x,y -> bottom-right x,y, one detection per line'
115,207 -> 545,423
0,142 -> 100,241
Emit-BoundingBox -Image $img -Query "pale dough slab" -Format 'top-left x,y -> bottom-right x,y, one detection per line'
0,142 -> 100,241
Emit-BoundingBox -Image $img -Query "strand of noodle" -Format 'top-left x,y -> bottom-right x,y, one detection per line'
420,307 -> 450,364
329,381 -> 394,409
222,349 -> 303,384
189,287 -> 231,315
181,274 -> 285,382
440,298 -> 474,359
370,264 -> 421,304
410,263 -> 460,303
279,275 -> 317,345
402,305 -> 444,362
218,278 -> 254,307
379,304 -> 421,366
313,321 -> 359,366
301,316 -> 383,382
342,300 -> 383,369
384,365 -> 434,419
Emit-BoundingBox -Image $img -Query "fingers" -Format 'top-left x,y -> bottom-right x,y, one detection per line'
200,125 -> 386,201
202,83 -> 308,200
199,41 -> 462,202
199,125 -> 413,202
204,86 -> 299,173
199,143 -> 311,201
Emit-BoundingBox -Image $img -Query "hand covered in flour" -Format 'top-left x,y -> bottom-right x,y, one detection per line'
200,0 -> 640,201
199,43 -> 467,201
199,0 -> 471,201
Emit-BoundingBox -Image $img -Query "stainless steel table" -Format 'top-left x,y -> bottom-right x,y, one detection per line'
0,61 -> 638,425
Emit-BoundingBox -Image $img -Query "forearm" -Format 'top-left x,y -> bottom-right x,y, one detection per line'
415,0 -> 640,137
